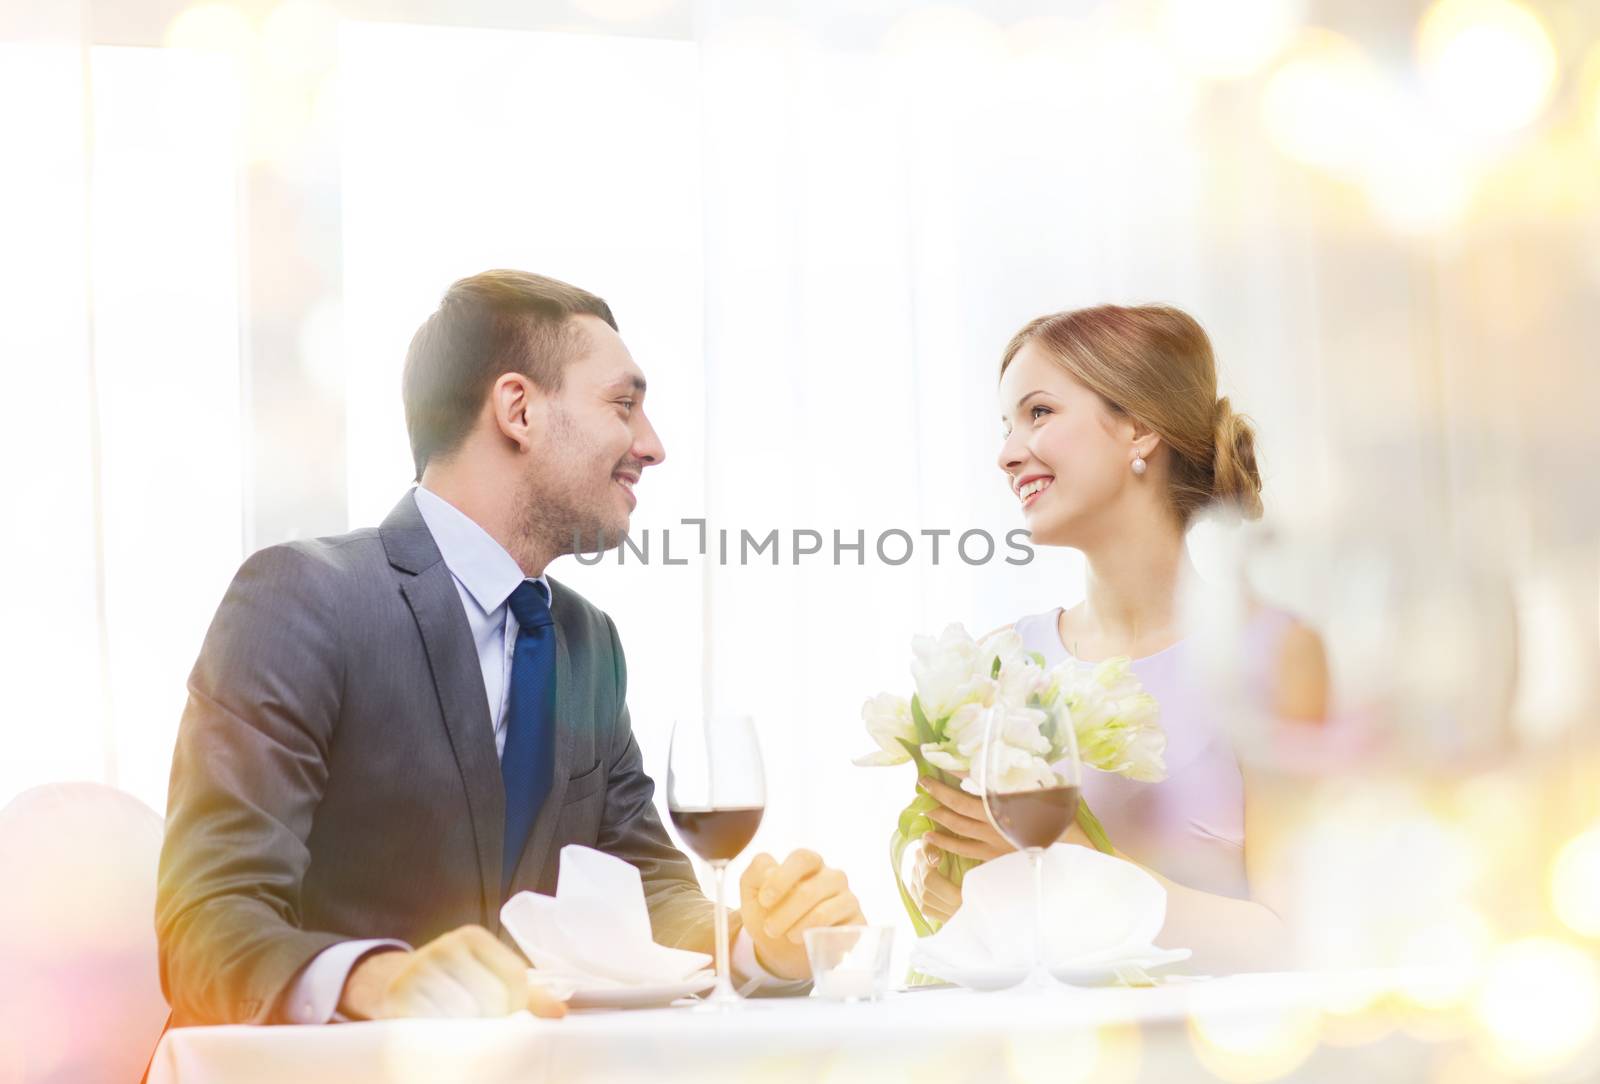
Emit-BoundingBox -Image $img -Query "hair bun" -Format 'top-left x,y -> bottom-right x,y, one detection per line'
1211,397 -> 1263,520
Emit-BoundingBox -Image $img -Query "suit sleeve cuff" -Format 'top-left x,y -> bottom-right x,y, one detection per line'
279,939 -> 410,1024
731,928 -> 810,995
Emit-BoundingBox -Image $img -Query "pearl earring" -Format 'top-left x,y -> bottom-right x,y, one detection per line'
1131,456 -> 1147,476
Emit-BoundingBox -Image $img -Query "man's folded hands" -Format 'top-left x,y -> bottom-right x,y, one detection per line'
338,925 -> 567,1020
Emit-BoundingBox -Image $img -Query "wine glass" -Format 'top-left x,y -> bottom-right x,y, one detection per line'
978,705 -> 1082,990
666,714 -> 766,1010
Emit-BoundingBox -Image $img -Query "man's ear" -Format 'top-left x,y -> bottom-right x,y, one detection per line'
490,372 -> 537,452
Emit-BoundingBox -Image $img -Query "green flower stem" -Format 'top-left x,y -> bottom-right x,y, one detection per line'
1077,800 -> 1115,854
890,742 -> 967,936
889,829 -> 935,937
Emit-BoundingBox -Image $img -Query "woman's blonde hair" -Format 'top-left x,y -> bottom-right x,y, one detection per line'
1000,304 -> 1262,524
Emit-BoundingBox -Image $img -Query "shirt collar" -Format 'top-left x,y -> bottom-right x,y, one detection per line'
412,485 -> 550,614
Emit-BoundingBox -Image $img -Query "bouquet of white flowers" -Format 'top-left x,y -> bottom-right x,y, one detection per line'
854,623 -> 1167,935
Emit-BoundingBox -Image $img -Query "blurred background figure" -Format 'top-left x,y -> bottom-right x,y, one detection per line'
0,784 -> 168,1083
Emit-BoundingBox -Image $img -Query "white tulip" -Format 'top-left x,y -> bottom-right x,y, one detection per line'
852,692 -> 917,766
910,624 -> 994,720
978,626 -> 1028,671
921,744 -> 968,774
1045,657 -> 1168,781
965,740 -> 1058,796
943,701 -> 989,758
1111,722 -> 1168,782
986,701 -> 1052,758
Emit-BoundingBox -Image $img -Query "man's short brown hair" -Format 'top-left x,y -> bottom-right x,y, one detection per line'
401,269 -> 617,479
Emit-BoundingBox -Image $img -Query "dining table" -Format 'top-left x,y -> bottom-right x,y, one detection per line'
145,970 -> 1507,1083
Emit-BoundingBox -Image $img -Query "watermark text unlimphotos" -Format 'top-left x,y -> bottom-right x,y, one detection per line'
571,520 -> 1034,566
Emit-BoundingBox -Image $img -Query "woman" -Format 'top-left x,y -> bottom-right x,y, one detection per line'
910,304 -> 1327,974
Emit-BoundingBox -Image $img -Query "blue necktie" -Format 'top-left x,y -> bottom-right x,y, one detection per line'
501,580 -> 556,897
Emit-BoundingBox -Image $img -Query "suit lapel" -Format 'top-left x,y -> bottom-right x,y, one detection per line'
512,584 -> 578,892
384,493 -> 504,924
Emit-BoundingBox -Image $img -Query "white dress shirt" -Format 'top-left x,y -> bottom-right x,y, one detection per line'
281,486 -> 782,1023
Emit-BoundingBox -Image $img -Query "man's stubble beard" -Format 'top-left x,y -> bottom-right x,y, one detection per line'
514,405 -> 629,561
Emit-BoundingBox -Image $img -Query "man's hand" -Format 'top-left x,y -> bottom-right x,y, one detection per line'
739,849 -> 864,980
337,925 -> 567,1020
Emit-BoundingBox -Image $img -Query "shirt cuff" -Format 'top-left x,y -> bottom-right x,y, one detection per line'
731,928 -> 809,994
280,939 -> 410,1024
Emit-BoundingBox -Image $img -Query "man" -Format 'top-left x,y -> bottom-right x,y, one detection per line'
157,270 -> 863,1025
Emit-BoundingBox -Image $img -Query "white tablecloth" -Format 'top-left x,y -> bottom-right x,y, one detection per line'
146,974 -> 1434,1084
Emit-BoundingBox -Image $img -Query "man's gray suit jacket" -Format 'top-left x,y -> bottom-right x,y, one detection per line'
156,491 -> 712,1025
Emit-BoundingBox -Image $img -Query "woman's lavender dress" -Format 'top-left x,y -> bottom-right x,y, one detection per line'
1013,607 -> 1295,900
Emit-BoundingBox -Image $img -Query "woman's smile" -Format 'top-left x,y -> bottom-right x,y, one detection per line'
1016,474 -> 1055,510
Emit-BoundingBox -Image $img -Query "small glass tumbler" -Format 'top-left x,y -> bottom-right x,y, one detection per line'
803,926 -> 895,1003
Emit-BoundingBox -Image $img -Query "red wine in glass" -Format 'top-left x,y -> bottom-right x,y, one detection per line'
669,806 -> 765,863
985,785 -> 1080,852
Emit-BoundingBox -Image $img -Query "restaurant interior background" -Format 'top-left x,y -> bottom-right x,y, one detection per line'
3,0 -> 1599,1077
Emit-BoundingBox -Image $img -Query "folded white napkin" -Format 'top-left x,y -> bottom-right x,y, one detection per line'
500,845 -> 712,987
911,845 -> 1190,983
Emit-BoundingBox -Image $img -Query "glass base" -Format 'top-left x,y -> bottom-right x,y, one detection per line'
1018,965 -> 1059,991
692,984 -> 746,1013
1000,966 -> 1093,998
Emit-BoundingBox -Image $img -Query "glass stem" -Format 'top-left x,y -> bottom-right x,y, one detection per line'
1028,847 -> 1050,987
711,860 -> 734,1001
